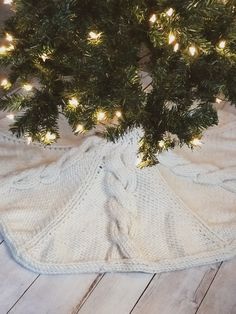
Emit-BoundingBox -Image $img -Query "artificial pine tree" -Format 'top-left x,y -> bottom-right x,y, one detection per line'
0,0 -> 236,166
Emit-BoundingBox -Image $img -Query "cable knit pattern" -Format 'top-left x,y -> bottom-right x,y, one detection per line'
105,144 -> 141,259
0,107 -> 236,274
159,104 -> 236,193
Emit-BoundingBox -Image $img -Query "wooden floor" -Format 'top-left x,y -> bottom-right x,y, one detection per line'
1,4 -> 236,314
0,233 -> 236,314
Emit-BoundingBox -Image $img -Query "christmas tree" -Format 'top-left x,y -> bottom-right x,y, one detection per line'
0,0 -> 236,166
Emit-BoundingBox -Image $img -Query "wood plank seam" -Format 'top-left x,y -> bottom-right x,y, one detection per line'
192,264 -> 220,304
7,274 -> 40,314
72,273 -> 105,314
194,262 -> 223,314
129,274 -> 157,313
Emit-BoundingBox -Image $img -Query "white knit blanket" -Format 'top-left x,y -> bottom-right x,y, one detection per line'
0,103 -> 236,274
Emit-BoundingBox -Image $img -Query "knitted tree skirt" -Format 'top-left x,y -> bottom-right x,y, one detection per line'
0,104 -> 236,275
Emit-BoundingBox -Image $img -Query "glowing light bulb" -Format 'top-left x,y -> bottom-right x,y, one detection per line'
6,114 -> 15,120
166,8 -> 174,16
23,83 -> 33,91
0,46 -> 7,55
97,111 -> 106,121
115,111 -> 122,118
216,98 -> 223,104
4,0 -> 13,4
6,33 -> 13,42
149,14 -> 157,24
173,43 -> 180,52
1,79 -> 8,87
189,46 -> 197,56
68,97 -> 79,107
158,140 -> 165,148
218,40 -> 226,49
1,78 -> 11,89
88,31 -> 102,40
75,124 -> 84,133
190,138 -> 202,146
41,53 -> 49,62
168,32 -> 176,44
45,131 -> 56,141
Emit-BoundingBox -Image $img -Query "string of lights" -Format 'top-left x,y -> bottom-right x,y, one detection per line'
0,0 -> 235,165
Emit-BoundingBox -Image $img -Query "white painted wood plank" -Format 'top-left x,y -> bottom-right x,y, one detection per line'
197,259 -> 236,314
132,264 -> 220,314
9,273 -> 101,314
78,273 -> 154,314
0,243 -> 39,314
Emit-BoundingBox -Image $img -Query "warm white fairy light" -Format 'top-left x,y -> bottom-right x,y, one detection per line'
166,8 -> 174,17
216,98 -> 223,104
168,32 -> 176,44
4,0 -> 13,4
88,31 -> 102,40
1,78 -> 8,87
6,33 -> 13,42
75,124 -> 84,134
115,111 -> 122,118
0,42 -> 15,55
68,97 -> 79,107
158,140 -> 165,148
189,45 -> 197,56
6,114 -> 15,120
97,111 -> 106,121
149,14 -> 157,24
1,78 -> 11,89
173,43 -> 180,52
218,40 -> 226,49
23,83 -> 33,91
45,131 -> 56,142
190,138 -> 202,146
0,46 -> 7,55
41,53 -> 49,62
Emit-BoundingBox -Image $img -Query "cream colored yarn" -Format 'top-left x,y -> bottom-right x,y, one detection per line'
0,104 -> 235,274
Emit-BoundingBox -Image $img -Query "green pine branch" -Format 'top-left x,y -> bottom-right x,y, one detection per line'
0,0 -> 235,165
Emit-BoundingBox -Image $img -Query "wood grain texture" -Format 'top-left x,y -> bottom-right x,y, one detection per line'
8,273 -> 101,314
78,273 -> 154,314
0,243 -> 39,314
131,264 -> 220,314
197,259 -> 236,314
